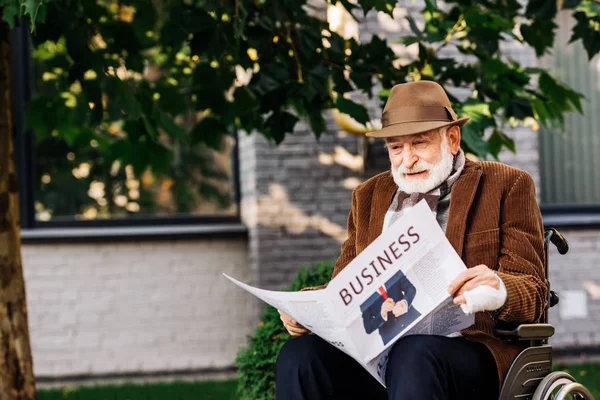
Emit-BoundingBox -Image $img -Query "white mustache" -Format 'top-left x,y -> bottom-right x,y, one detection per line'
398,162 -> 435,175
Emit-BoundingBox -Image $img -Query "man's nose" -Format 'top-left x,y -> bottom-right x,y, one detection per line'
402,148 -> 418,169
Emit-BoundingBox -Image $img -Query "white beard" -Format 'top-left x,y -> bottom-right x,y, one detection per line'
391,135 -> 454,194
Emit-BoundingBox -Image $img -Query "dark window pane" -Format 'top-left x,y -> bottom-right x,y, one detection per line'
29,11 -> 238,222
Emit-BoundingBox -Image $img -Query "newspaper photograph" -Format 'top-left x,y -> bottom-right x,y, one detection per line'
224,200 -> 474,386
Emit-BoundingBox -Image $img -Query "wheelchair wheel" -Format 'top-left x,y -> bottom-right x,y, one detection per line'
532,371 -> 594,400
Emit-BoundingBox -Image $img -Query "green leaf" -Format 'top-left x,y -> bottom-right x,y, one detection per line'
308,108 -> 326,137
191,117 -> 226,150
349,71 -> 373,94
332,72 -> 353,94
141,115 -> 158,142
562,0 -> 583,9
539,72 -> 584,114
569,11 -> 600,60
520,19 -> 557,57
1,4 -> 19,28
265,111 -> 299,144
22,0 -> 45,26
155,110 -> 188,142
531,98 -> 552,126
461,127 -> 489,159
405,15 -> 422,36
254,73 -> 281,95
395,35 -> 421,46
335,97 -> 370,125
506,97 -> 534,119
357,0 -> 395,16
487,129 -> 515,159
526,0 -> 558,20
424,0 -> 437,12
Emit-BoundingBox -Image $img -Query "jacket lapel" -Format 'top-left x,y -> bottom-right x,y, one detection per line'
367,172 -> 397,245
446,160 -> 482,258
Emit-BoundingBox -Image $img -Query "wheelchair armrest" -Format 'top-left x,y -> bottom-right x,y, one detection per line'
494,323 -> 555,341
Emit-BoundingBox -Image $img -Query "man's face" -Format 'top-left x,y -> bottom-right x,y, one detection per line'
385,127 -> 458,194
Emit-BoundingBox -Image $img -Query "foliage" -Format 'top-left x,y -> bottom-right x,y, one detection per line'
235,260 -> 334,400
393,0 -> 600,157
0,0 -> 599,216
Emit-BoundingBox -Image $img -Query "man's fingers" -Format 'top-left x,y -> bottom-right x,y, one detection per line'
448,270 -> 477,294
286,325 -> 308,336
456,276 -> 485,296
453,295 -> 466,305
280,315 -> 305,328
448,265 -> 487,294
278,310 -> 310,336
456,273 -> 500,297
279,311 -> 297,325
285,324 -> 309,336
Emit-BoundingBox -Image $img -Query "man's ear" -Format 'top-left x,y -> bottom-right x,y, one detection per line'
447,125 -> 461,155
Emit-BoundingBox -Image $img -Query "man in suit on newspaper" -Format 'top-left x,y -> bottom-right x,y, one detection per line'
276,81 -> 547,400
361,269 -> 421,345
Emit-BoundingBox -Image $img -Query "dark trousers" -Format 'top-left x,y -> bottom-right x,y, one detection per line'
275,334 -> 499,400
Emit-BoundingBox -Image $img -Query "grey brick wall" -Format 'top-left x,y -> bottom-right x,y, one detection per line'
22,238 -> 252,377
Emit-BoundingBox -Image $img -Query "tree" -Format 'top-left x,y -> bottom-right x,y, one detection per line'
0,0 -> 599,398
0,22 -> 36,400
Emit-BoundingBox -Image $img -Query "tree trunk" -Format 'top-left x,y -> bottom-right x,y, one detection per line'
0,21 -> 37,400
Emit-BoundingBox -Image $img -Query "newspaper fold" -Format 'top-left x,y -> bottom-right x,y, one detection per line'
224,200 -> 474,386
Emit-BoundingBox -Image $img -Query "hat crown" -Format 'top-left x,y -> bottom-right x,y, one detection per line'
366,80 -> 469,138
384,81 -> 452,112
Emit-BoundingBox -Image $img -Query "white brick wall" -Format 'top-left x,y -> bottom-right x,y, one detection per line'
22,238 -> 253,377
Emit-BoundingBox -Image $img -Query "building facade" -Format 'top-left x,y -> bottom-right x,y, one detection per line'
15,2 -> 600,382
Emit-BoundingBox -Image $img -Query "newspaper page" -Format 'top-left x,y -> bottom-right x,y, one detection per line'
224,200 -> 474,386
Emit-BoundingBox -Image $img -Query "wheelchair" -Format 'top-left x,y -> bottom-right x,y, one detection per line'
496,228 -> 594,400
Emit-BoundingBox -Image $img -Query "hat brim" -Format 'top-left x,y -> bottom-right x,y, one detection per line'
365,117 -> 470,138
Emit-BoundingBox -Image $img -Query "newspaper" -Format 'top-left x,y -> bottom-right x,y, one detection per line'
224,200 -> 474,386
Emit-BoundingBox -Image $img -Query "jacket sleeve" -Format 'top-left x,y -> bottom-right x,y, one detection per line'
387,271 -> 416,307
301,189 -> 358,291
495,171 -> 547,322
362,297 -> 386,334
400,272 -> 417,307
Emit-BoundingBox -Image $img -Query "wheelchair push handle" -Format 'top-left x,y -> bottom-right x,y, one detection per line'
546,228 -> 569,255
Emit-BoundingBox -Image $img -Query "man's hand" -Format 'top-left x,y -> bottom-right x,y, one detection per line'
392,299 -> 408,317
380,298 -> 395,320
278,310 -> 310,336
448,264 -> 500,305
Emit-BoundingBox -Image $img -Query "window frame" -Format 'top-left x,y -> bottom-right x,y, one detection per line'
12,24 -> 244,241
541,205 -> 600,228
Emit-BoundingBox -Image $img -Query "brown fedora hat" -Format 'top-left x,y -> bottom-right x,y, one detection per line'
366,81 -> 469,138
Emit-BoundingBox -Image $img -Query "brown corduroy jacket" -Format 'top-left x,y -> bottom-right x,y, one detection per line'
307,159 -> 547,386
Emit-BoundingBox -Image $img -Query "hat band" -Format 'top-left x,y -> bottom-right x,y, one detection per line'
382,106 -> 457,128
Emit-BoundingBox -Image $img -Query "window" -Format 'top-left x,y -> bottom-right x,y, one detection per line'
538,12 -> 600,216
12,23 -> 240,231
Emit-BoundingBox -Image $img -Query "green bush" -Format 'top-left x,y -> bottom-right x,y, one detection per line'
235,260 -> 334,400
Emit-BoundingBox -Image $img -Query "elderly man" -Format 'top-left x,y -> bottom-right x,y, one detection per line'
276,81 -> 547,399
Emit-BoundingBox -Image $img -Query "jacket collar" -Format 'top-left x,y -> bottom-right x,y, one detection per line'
367,160 -> 482,257
446,160 -> 482,257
